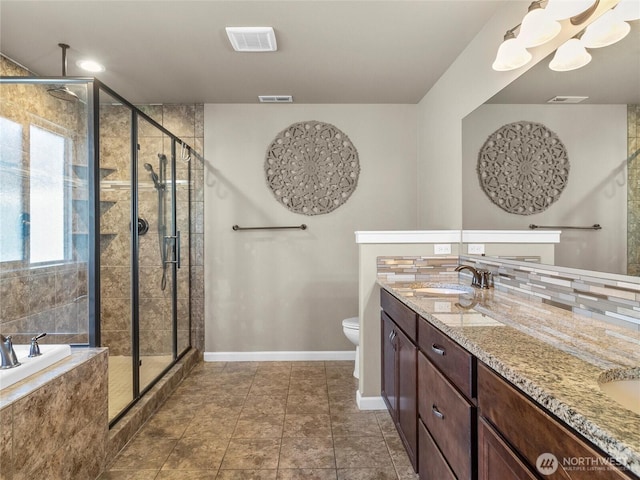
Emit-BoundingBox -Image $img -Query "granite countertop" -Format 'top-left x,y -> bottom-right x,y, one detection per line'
378,279 -> 640,477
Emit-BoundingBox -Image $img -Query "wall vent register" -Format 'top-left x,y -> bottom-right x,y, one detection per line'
226,27 -> 277,52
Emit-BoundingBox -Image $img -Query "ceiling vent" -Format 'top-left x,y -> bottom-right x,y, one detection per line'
226,27 -> 277,52
547,95 -> 589,104
258,95 -> 293,103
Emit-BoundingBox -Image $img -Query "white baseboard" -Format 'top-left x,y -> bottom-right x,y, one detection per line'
203,350 -> 356,362
356,390 -> 387,410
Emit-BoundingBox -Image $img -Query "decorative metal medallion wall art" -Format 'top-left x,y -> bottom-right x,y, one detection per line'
477,121 -> 570,215
265,121 -> 360,215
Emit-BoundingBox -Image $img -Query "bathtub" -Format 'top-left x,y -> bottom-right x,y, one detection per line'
0,344 -> 72,391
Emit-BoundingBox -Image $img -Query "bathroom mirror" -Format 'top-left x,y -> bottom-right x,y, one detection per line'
462,22 -> 640,276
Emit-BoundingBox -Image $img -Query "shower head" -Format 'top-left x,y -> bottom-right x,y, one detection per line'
47,43 -> 79,102
144,163 -> 163,190
48,86 -> 79,102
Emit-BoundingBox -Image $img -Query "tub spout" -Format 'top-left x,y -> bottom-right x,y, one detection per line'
0,335 -> 21,369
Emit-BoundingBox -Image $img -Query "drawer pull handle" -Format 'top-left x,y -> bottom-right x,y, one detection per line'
432,405 -> 445,419
431,344 -> 446,356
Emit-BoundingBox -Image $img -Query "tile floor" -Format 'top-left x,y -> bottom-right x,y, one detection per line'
100,361 -> 419,480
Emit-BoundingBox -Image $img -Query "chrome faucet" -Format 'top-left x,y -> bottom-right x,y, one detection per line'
0,334 -> 21,369
455,265 -> 492,289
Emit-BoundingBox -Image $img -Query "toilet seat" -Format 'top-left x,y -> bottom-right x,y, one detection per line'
342,317 -> 359,330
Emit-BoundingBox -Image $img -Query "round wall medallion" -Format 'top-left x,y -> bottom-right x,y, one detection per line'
477,121 -> 570,215
265,121 -> 360,215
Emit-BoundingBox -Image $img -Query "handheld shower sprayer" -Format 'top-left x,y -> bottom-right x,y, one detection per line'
144,163 -> 164,190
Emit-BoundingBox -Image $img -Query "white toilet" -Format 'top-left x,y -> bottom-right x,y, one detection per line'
342,317 -> 360,378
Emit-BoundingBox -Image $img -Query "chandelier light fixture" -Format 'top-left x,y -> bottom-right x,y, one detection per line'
492,0 -> 639,73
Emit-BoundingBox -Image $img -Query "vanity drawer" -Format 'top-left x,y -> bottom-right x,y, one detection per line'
419,418 -> 456,480
381,288 -> 417,342
478,362 -> 633,480
418,352 -> 476,480
418,316 -> 475,399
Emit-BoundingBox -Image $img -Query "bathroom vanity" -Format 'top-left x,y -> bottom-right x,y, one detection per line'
379,282 -> 640,480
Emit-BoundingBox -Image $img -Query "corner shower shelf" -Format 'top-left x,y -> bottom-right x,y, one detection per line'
71,198 -> 117,216
71,164 -> 117,182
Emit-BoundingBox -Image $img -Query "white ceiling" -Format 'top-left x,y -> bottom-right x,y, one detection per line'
0,0 -> 504,104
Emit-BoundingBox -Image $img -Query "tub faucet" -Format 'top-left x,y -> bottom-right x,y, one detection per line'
0,334 -> 21,369
455,265 -> 492,289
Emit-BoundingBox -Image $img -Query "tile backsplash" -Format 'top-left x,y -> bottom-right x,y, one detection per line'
460,255 -> 640,332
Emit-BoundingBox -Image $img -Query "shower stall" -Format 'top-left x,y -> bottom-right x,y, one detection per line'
0,75 -> 192,424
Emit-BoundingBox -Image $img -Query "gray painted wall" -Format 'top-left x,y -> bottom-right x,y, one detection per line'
203,104 -> 417,353
462,104 -> 627,275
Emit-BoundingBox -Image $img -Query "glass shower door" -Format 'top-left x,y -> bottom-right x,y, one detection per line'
136,116 -> 176,392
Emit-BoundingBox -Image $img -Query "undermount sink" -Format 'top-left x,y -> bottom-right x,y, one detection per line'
413,284 -> 474,295
599,373 -> 640,415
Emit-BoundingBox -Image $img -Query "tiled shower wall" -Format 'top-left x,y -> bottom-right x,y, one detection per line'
0,56 -> 89,344
98,104 -> 205,355
0,55 -> 205,352
628,105 -> 640,276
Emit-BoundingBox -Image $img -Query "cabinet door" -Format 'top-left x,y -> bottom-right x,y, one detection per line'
397,326 -> 418,470
478,417 -> 538,480
420,418 -> 456,480
381,312 -> 397,417
419,352 -> 476,480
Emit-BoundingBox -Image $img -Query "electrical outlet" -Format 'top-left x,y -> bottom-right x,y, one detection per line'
468,243 -> 485,255
434,243 -> 451,255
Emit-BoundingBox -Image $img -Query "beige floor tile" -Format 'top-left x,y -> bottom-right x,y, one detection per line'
277,468 -> 338,479
156,470 -> 218,479
162,436 -> 228,470
243,394 -> 287,415
328,395 -> 360,414
278,437 -> 336,469
216,470 -> 277,480
105,361 -> 412,480
333,436 -> 392,469
233,413 -> 285,438
98,470 -> 159,480
249,382 -> 290,396
220,439 -> 281,470
109,436 -> 177,470
331,413 -> 382,437
283,413 -> 332,437
384,435 -> 413,469
394,466 -> 419,480
336,468 -> 398,480
136,410 -> 192,438
286,393 -> 330,414
182,408 -> 240,439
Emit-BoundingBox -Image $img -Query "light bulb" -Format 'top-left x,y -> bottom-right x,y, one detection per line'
544,0 -> 596,20
581,9 -> 631,48
492,36 -> 533,71
518,7 -> 562,47
549,38 -> 592,71
76,60 -> 105,73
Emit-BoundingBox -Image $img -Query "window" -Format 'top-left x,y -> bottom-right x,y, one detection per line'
0,118 -> 71,265
0,117 -> 23,262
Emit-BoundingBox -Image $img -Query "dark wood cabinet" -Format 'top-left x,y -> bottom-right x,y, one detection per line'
380,295 -> 418,471
418,315 -> 475,399
478,362 -> 636,480
380,287 -> 637,480
478,417 -> 538,480
418,351 -> 476,480
381,312 -> 397,415
419,418 -> 457,480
